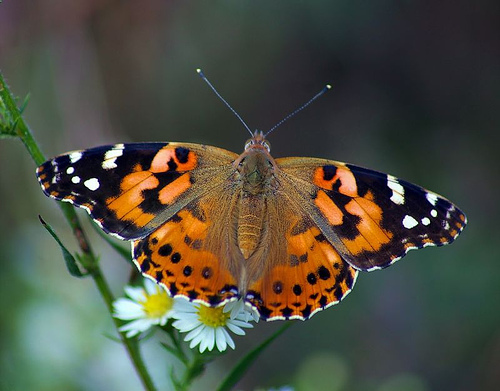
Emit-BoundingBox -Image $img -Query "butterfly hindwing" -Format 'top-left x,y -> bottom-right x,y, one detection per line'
276,157 -> 467,271
132,205 -> 239,306
246,208 -> 359,320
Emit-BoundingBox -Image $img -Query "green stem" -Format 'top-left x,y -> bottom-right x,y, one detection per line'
0,71 -> 156,391
177,352 -> 209,391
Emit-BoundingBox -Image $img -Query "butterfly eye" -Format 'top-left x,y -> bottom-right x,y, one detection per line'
263,140 -> 271,152
244,139 -> 253,150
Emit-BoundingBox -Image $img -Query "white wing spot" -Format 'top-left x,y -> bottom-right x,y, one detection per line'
402,215 -> 419,229
71,176 -> 81,184
102,160 -> 117,170
430,209 -> 438,217
102,144 -> 125,170
69,152 -> 83,164
387,175 -> 405,205
426,192 -> 438,206
421,217 -> 431,226
66,167 -> 75,175
84,178 -> 100,191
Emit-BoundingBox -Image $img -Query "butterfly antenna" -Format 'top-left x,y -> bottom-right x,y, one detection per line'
264,84 -> 332,138
197,68 -> 254,137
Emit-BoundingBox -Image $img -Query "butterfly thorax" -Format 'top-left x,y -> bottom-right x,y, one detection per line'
235,138 -> 276,260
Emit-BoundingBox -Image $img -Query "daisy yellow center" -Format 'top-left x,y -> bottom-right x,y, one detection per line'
197,305 -> 230,328
140,289 -> 173,318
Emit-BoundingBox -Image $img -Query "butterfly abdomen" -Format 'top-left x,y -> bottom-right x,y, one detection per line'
237,194 -> 266,259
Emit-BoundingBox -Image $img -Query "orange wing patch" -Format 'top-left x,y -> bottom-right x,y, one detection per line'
150,146 -> 198,173
105,171 -> 158,227
158,174 -> 192,205
314,165 -> 357,196
314,190 -> 344,226
133,208 -> 238,306
342,190 -> 393,255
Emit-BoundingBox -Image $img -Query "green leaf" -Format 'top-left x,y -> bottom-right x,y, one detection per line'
217,322 -> 294,391
39,215 -> 87,277
0,71 -> 45,164
18,92 -> 30,114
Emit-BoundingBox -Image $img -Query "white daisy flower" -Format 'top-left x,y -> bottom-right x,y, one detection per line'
172,299 -> 256,353
113,279 -> 176,338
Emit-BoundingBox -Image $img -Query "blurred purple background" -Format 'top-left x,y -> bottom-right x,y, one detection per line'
0,1 -> 498,390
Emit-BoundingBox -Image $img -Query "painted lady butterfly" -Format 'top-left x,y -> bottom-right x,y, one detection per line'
36,81 -> 467,321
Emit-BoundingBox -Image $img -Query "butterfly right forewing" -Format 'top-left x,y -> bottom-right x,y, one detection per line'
276,157 -> 467,271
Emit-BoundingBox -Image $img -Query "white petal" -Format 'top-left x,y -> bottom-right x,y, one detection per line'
172,317 -> 201,332
189,337 -> 200,350
157,313 -> 170,326
144,279 -> 159,295
124,285 -> 146,302
174,298 -> 198,313
124,328 -> 139,338
226,322 -> 246,336
243,303 -> 261,322
190,328 -> 207,350
250,310 -> 260,323
148,316 -> 164,326
240,305 -> 260,323
215,327 -> 227,351
184,325 -> 205,342
119,318 -> 153,337
113,299 -> 144,320
205,327 -> 215,351
171,311 -> 199,322
199,327 -> 215,353
230,319 -> 254,328
223,300 -> 241,318
221,328 -> 235,350
199,335 -> 208,353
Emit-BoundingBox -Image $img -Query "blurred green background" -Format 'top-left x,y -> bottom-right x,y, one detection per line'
1,1 -> 498,390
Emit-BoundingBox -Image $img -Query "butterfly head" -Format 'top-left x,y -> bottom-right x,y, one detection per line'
244,130 -> 271,153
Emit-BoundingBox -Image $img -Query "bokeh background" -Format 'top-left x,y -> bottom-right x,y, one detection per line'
1,1 -> 499,390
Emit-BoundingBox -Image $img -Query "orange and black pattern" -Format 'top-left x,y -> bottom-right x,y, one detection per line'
36,134 -> 467,321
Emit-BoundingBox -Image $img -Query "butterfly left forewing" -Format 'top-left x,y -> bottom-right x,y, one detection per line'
37,142 -> 238,240
276,157 -> 467,271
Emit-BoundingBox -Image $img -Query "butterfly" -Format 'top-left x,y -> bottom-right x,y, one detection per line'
36,130 -> 467,321
36,72 -> 466,321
